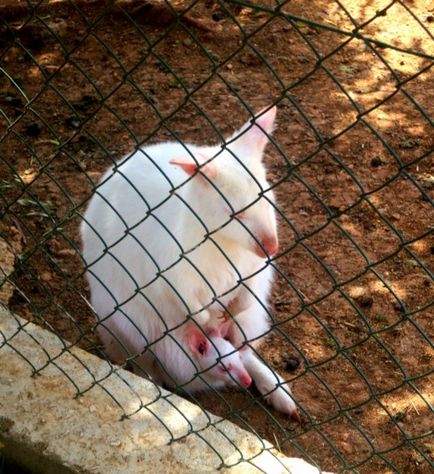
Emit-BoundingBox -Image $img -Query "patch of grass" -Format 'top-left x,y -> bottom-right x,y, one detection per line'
375,313 -> 387,323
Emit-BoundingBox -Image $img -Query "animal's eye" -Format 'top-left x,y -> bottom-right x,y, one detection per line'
226,363 -> 233,371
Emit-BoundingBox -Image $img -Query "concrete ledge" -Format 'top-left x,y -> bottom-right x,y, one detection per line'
0,307 -> 330,473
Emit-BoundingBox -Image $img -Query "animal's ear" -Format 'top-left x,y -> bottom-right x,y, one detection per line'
232,105 -> 277,156
187,326 -> 210,357
169,159 -> 197,176
169,153 -> 217,180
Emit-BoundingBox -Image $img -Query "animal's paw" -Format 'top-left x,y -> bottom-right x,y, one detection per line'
193,310 -> 211,329
226,323 -> 248,349
262,384 -> 301,422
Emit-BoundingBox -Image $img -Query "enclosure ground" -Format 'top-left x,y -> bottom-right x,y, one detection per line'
0,1 -> 433,473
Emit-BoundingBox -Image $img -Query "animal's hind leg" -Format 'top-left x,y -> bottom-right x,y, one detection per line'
132,352 -> 167,385
96,321 -> 163,384
95,321 -> 131,365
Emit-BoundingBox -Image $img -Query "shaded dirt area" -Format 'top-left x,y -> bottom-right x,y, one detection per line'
0,1 -> 433,473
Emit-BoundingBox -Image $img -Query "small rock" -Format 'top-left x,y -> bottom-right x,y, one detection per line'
40,271 -> 52,282
354,294 -> 373,308
392,300 -> 405,312
183,38 -> 193,47
284,357 -> 300,372
370,156 -> 386,167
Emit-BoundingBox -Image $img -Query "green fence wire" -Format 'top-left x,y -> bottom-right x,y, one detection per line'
0,0 -> 433,472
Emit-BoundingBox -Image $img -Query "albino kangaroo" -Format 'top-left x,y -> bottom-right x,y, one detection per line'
81,106 -> 299,419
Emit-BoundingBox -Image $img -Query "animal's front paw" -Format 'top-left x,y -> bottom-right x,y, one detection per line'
227,323 -> 247,349
262,383 -> 300,422
193,310 -> 211,328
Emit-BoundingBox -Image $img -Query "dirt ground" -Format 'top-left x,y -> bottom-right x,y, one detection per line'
0,1 -> 433,473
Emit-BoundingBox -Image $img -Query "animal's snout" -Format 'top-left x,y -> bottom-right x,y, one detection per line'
238,370 -> 252,388
254,235 -> 279,258
262,236 -> 279,256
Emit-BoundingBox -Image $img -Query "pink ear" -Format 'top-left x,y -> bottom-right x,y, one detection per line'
234,106 -> 276,154
187,326 -> 210,357
254,105 -> 277,135
169,154 -> 217,180
169,159 -> 197,176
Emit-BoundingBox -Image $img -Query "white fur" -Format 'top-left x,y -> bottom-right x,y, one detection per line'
127,328 -> 251,393
81,107 -> 298,416
240,348 -> 298,416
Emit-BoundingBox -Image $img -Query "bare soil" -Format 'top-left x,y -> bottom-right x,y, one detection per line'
0,1 -> 433,473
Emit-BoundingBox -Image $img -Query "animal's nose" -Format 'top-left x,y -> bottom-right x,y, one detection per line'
261,236 -> 279,256
238,371 -> 252,388
254,235 -> 279,258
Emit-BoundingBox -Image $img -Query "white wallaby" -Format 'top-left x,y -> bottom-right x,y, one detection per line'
81,106 -> 299,418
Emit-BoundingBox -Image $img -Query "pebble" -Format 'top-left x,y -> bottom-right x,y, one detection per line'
370,156 -> 386,167
284,357 -> 301,372
183,38 -> 193,47
392,300 -> 405,312
40,271 -> 52,282
354,294 -> 373,308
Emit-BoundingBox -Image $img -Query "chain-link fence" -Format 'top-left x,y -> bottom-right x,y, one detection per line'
0,0 -> 433,472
